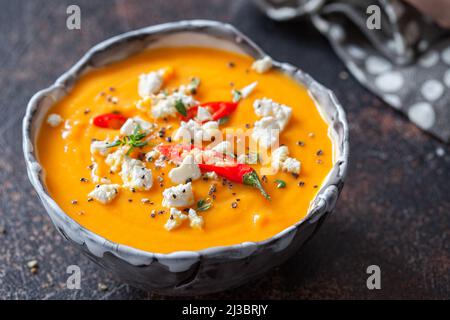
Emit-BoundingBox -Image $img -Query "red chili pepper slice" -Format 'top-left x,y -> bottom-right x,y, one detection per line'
93,113 -> 127,129
157,144 -> 270,200
180,102 -> 238,122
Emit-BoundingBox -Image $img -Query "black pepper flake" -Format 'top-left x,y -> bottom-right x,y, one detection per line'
80,177 -> 88,182
83,108 -> 91,115
87,197 -> 94,202
298,181 -> 305,187
128,199 -> 133,203
291,173 -> 299,179
71,200 -> 78,205
131,188 -> 136,193
172,194 -> 177,199
208,184 -> 217,196
261,175 -> 268,183
316,149 -> 323,156
228,61 -> 235,68
245,123 -> 251,129
231,202 -> 238,209
141,175 -> 145,179
185,178 -> 193,184
313,185 -> 318,188
166,137 -> 172,142
236,198 -> 240,202
297,141 -> 305,147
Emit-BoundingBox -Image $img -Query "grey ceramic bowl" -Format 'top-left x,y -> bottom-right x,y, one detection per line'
23,20 -> 349,295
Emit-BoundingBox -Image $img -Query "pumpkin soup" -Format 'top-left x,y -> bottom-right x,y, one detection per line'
37,47 -> 333,253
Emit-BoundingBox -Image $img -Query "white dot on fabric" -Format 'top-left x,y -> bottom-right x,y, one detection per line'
419,51 -> 439,68
383,94 -> 401,109
408,102 -> 436,130
442,47 -> 450,65
366,56 -> 392,74
444,69 -> 450,87
330,25 -> 345,42
375,72 -> 404,92
421,79 -> 444,101
347,45 -> 366,59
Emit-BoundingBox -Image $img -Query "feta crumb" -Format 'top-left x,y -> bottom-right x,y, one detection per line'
46,113 -> 63,127
188,208 -> 204,229
271,146 -> 301,174
253,98 -> 292,130
271,146 -> 289,171
138,70 -> 164,98
173,119 -> 219,142
88,184 -> 120,204
251,116 -> 281,149
120,116 -> 154,136
252,56 -> 273,73
120,158 -> 153,191
168,155 -> 202,184
151,92 -> 198,119
253,214 -> 261,224
90,139 -> 113,156
145,149 -> 160,162
164,208 -> 188,231
211,141 -> 233,154
235,81 -> 258,100
162,182 -> 195,208
196,106 -> 212,122
105,147 -> 127,172
282,157 -> 301,174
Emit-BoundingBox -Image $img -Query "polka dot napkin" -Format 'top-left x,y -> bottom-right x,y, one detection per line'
255,0 -> 450,142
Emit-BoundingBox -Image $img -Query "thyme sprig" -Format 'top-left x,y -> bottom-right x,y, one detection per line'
107,124 -> 148,155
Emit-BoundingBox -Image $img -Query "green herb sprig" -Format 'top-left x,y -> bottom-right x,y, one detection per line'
274,179 -> 287,189
197,198 -> 212,212
107,124 -> 148,155
175,99 -> 187,116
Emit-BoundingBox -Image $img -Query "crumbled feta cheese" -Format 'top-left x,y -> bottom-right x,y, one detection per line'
282,157 -> 301,174
162,182 -> 194,208
145,149 -> 160,162
168,155 -> 201,184
120,158 -> 153,191
151,92 -> 198,119
188,208 -> 204,229
164,208 -> 188,231
271,146 -> 289,171
138,70 -> 164,98
253,98 -> 292,130
173,120 -> 219,142
88,184 -> 120,204
105,147 -> 127,172
46,113 -> 63,127
251,56 -> 273,73
136,96 -> 152,112
120,116 -> 154,136
196,106 -> 212,122
211,141 -> 233,154
253,214 -> 261,224
251,116 -> 281,149
271,146 -> 301,174
90,139 -> 113,156
234,81 -> 258,100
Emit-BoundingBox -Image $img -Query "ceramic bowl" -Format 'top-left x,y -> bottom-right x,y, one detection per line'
23,20 -> 349,295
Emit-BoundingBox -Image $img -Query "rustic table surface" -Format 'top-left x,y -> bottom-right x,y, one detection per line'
1,0 -> 449,300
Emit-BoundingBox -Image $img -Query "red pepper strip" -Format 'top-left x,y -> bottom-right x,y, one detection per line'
93,113 -> 127,129
157,144 -> 270,200
180,102 -> 238,122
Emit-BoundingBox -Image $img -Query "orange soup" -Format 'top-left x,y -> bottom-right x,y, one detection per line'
37,47 -> 333,253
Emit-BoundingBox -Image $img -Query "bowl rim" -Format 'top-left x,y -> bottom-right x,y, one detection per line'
22,19 -> 349,263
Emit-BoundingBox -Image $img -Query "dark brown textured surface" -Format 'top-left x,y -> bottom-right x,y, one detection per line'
0,0 -> 449,300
